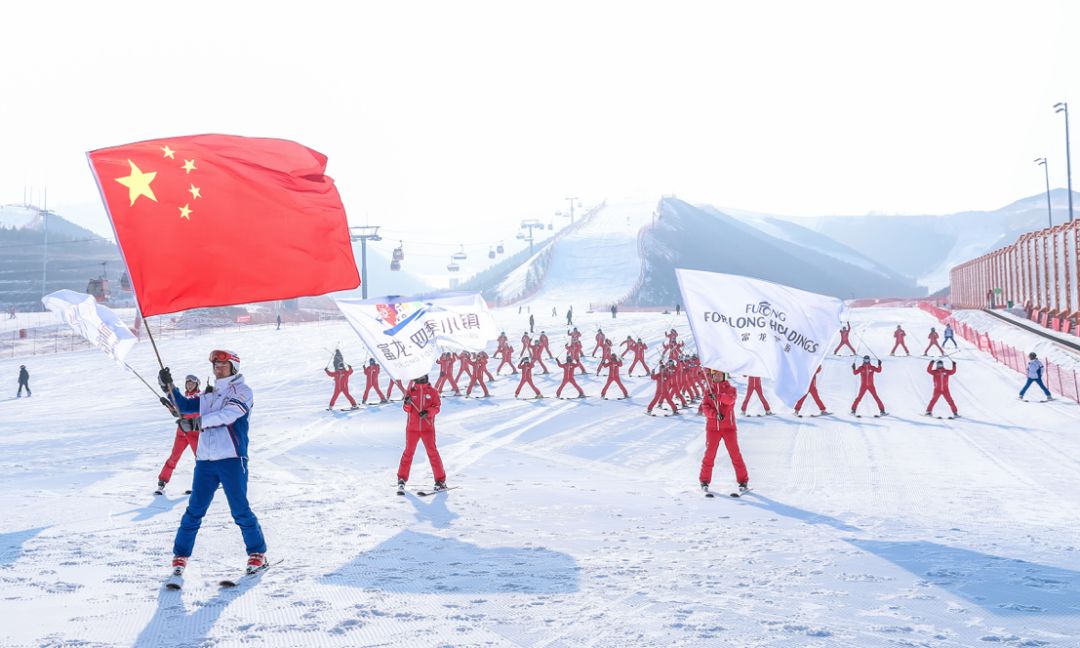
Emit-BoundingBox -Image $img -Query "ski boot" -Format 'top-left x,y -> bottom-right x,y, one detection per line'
246,552 -> 268,575
433,481 -> 448,493
738,481 -> 750,495
155,480 -> 166,495
171,555 -> 187,577
396,479 -> 406,496
700,481 -> 709,493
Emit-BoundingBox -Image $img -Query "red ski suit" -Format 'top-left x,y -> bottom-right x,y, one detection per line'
924,331 -> 944,356
454,353 -> 474,383
466,354 -> 491,397
647,366 -> 678,412
568,341 -> 586,374
890,328 -> 909,355
530,343 -> 550,374
794,365 -> 826,413
538,334 -> 554,359
555,357 -> 584,398
434,354 -> 461,393
600,356 -> 628,398
741,376 -> 770,413
325,366 -> 358,408
627,340 -> 649,376
158,387 -> 201,484
592,331 -> 606,357
386,379 -> 407,401
851,362 -> 885,412
834,325 -> 856,354
619,337 -> 635,357
363,363 -> 387,402
926,362 -> 958,414
515,359 -> 542,398
699,379 -> 748,485
495,346 -> 517,374
397,382 -> 445,483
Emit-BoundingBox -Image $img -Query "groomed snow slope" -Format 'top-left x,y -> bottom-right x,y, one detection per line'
509,200 -> 655,310
1,306 -> 1079,647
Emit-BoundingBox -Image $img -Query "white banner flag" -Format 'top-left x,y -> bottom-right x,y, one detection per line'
675,269 -> 844,406
334,293 -> 498,381
42,289 -> 138,365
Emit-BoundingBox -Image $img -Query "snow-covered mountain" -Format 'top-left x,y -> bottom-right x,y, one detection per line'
0,203 -> 105,239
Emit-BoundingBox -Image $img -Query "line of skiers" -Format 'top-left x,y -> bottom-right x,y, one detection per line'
836,322 -> 958,357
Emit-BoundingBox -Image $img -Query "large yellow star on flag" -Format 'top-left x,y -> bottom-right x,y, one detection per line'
114,160 -> 158,206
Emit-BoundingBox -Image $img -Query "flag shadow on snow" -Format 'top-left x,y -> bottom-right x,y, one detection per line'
849,539 -> 1080,617
133,570 -> 259,647
322,530 -> 580,594
0,526 -> 47,567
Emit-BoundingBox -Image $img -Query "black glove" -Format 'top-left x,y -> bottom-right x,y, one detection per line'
160,396 -> 179,416
418,409 -> 429,419
204,384 -> 214,394
403,395 -> 412,405
158,367 -> 173,393
177,416 -> 201,433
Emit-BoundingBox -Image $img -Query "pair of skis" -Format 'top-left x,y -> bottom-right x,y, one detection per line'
165,559 -> 280,590
396,485 -> 460,497
703,486 -> 752,499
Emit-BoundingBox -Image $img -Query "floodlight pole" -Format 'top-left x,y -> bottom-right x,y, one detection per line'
349,225 -> 382,299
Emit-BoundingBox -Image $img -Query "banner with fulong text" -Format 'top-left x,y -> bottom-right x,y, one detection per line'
675,269 -> 845,406
334,293 -> 497,382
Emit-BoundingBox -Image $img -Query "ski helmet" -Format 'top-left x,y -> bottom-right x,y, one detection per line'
862,355 -> 871,363
209,349 -> 240,374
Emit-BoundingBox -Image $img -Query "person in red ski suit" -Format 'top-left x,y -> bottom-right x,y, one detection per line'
794,365 -> 827,416
568,327 -> 582,345
699,370 -> 748,491
926,359 -> 958,417
741,375 -> 772,415
515,357 -> 542,398
538,332 -> 554,359
495,345 -> 517,375
627,338 -> 649,376
325,364 -> 358,409
851,356 -> 885,415
454,352 -> 474,384
466,351 -> 491,397
890,325 -> 910,356
619,335 -> 635,358
924,327 -> 944,356
530,341 -> 550,374
477,350 -> 495,383
521,332 -> 532,353
433,353 -> 461,394
385,377 -> 408,401
834,322 -> 856,355
591,329 -> 606,357
600,353 -> 629,399
157,375 -> 202,491
670,359 -> 689,408
646,362 -> 679,415
568,340 -> 587,375
396,374 -> 447,490
496,331 -> 508,353
362,359 -> 388,404
555,354 -> 585,398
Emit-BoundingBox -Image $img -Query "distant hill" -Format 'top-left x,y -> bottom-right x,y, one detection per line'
626,198 -> 925,306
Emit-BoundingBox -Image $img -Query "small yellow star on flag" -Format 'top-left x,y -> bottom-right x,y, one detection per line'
114,160 -> 158,206
182,159 -> 197,174
161,145 -> 175,159
178,204 -> 193,220
188,184 -> 201,200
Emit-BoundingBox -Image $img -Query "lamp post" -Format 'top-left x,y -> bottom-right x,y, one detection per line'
1055,102 -> 1073,223
564,197 -> 578,224
348,225 -> 381,299
1035,158 -> 1052,228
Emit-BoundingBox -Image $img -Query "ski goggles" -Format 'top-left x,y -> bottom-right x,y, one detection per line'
209,349 -> 240,364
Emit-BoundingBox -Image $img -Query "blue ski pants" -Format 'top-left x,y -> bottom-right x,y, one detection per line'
1019,377 -> 1051,398
173,457 -> 266,557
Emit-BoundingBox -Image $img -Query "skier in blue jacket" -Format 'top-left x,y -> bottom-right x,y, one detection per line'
1019,352 -> 1053,401
160,349 -> 268,582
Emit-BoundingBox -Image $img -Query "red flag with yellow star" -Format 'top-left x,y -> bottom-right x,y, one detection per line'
87,134 -> 360,316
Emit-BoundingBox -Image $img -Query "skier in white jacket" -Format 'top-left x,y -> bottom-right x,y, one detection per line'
1019,352 -> 1053,401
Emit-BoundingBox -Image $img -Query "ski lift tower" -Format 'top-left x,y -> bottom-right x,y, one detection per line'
518,219 -> 546,255
349,225 -> 382,299
564,196 -> 579,224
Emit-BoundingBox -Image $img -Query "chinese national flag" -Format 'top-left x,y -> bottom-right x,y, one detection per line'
87,134 -> 360,316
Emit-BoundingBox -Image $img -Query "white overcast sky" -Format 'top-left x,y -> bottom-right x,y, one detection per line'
2,0 -> 1079,246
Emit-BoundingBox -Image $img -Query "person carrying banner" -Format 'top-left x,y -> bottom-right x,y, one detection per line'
600,353 -> 629,399
397,373 -> 447,494
555,354 -> 585,398
834,322 -> 856,355
362,359 -> 388,404
793,365 -> 827,417
156,374 -> 202,493
924,327 -> 944,356
1019,352 -> 1054,401
699,370 -> 749,495
740,375 -> 772,415
325,363 -> 358,410
943,323 -> 958,349
162,350 -> 268,579
515,356 -> 543,399
890,325 -> 910,356
925,359 -> 959,417
851,355 -> 886,416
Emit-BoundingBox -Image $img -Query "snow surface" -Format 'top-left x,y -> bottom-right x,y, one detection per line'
950,309 -> 1080,372
0,204 -> 41,230
498,201 -> 655,310
2,306 -> 1079,647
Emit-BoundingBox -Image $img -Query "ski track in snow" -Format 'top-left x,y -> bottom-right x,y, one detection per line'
1,306 -> 1079,647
